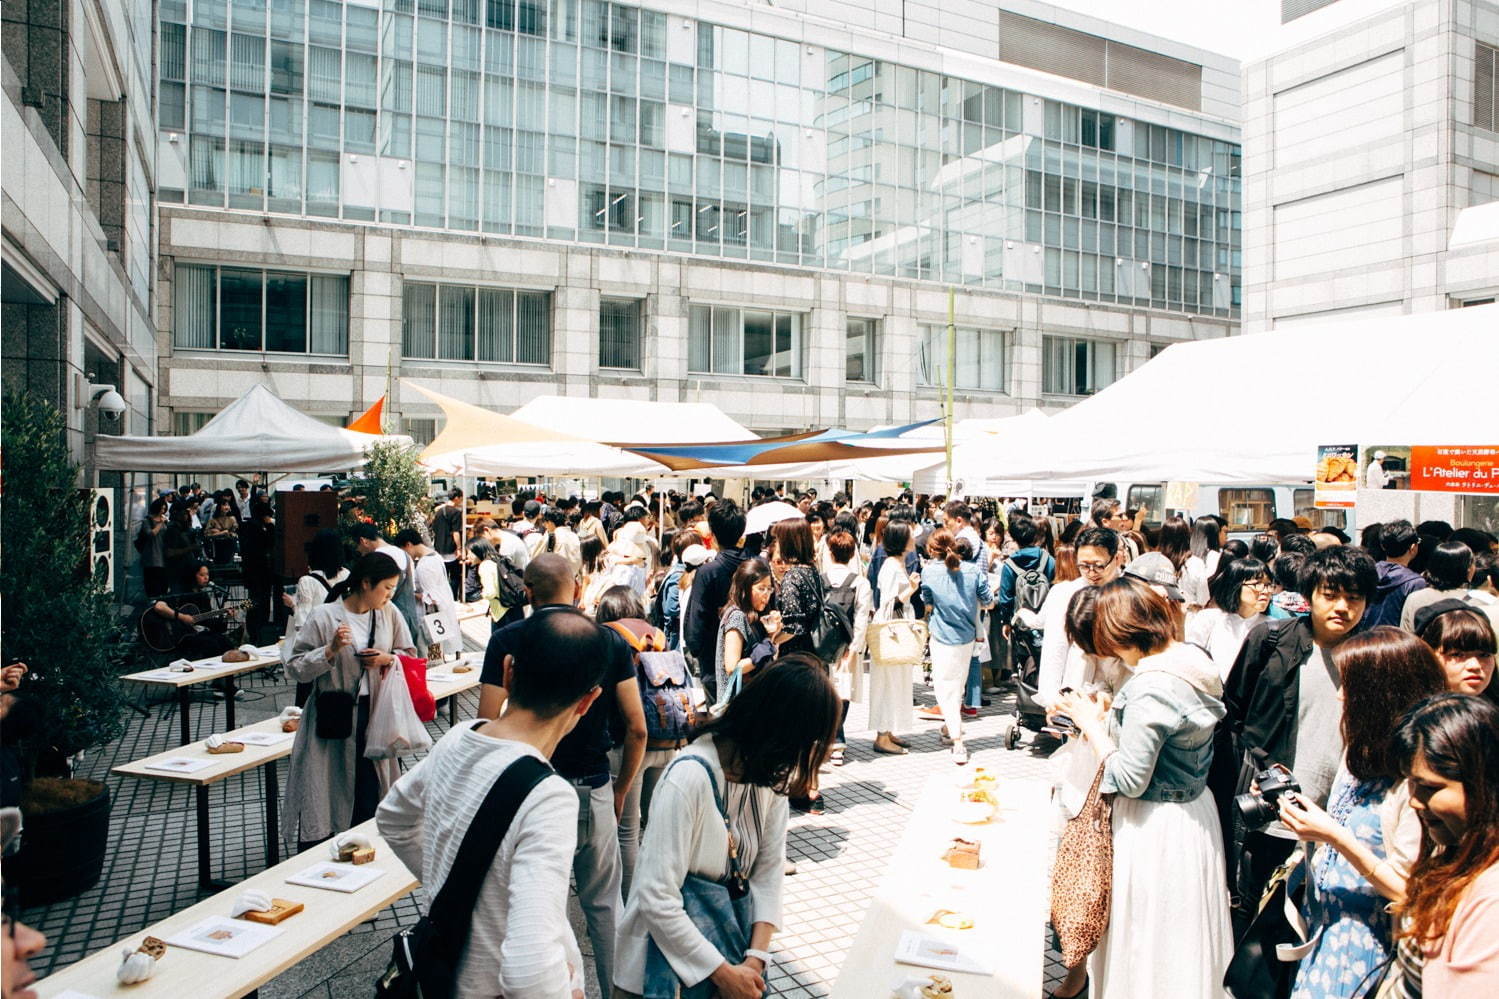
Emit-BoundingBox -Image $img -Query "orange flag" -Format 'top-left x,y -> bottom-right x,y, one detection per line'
347,396 -> 384,434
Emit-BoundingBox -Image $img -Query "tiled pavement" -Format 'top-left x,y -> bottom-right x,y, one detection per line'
23,622 -> 1071,998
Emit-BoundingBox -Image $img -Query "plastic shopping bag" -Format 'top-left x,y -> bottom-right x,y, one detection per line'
365,663 -> 433,760
1050,736 -> 1102,820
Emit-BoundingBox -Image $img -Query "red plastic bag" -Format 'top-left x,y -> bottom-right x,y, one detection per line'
398,654 -> 437,723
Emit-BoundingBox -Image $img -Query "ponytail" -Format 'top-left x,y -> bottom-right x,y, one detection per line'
928,528 -> 962,571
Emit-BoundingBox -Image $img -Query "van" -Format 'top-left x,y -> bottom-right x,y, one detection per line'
1096,482 -> 1352,541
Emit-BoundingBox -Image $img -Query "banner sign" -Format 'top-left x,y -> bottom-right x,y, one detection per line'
1408,446 -> 1499,494
1314,444 -> 1358,509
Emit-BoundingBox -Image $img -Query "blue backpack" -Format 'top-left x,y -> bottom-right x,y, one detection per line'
606,619 -> 701,748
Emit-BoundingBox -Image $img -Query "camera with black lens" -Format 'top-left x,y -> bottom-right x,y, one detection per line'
1233,762 -> 1301,830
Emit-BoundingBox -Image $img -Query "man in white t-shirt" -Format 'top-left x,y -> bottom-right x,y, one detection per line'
1036,526 -> 1125,708
1365,450 -> 1389,489
379,609 -> 604,999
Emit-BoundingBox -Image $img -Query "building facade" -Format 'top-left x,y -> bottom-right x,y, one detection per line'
2,0 -> 159,457
1243,0 -> 1499,331
153,0 -> 1242,443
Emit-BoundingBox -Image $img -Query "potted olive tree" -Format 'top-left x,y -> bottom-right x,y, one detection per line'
1,392 -> 129,904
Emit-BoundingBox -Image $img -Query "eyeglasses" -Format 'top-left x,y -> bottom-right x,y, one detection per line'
1077,561 -> 1113,573
1243,580 -> 1275,591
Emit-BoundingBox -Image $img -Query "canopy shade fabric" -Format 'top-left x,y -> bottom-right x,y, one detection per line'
94,384 -> 412,473
612,419 -> 946,471
936,304 -> 1499,485
510,395 -> 756,446
411,383 -> 671,477
346,396 -> 385,434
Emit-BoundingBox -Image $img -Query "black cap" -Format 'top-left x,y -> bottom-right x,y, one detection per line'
1412,597 -> 1476,637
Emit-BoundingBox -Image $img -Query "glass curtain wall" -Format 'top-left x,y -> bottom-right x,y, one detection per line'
162,0 -> 1241,316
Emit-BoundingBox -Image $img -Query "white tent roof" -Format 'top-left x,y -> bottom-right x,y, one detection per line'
95,384 -> 410,472
943,304 -> 1499,485
510,395 -> 756,444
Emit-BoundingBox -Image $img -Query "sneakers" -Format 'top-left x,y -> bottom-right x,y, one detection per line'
984,685 -> 1003,695
952,740 -> 969,765
917,704 -> 944,720
960,706 -> 979,718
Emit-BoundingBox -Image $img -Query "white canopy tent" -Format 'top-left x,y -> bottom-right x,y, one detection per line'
95,384 -> 411,472
908,410 -> 1093,497
932,304 -> 1499,485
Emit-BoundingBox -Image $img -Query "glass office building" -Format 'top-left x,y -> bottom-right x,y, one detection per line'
155,0 -> 1242,442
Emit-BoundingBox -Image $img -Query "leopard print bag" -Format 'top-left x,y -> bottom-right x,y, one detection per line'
1050,759 -> 1114,968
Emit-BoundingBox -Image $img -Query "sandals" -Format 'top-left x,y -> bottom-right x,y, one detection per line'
831,748 -> 847,766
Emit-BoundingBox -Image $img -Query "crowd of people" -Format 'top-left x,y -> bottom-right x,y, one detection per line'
8,483 -> 1493,999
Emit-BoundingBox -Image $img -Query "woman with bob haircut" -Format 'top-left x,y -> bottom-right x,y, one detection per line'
1053,576 -> 1232,998
613,653 -> 841,999
918,528 -> 992,766
1401,541 -> 1477,632
1417,604 -> 1496,698
1275,628 -> 1448,998
1186,557 -> 1273,679
1380,694 -> 1499,995
768,518 -> 822,657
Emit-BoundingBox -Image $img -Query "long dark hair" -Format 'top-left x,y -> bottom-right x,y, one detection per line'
770,518 -> 815,566
1189,516 -> 1221,560
724,558 -> 774,631
1394,694 -> 1499,945
304,528 -> 345,577
1155,515 -> 1192,572
693,652 -> 840,797
1334,627 -> 1446,781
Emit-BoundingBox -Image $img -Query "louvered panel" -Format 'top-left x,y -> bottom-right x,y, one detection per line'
1281,0 -> 1342,25
1106,44 -> 1203,112
1477,43 -> 1497,134
998,12 -> 1106,87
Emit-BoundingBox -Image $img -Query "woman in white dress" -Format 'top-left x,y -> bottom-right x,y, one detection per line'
1185,556 -> 1273,680
1055,576 -> 1234,999
396,528 -> 462,660
869,521 -> 920,755
821,527 -> 872,766
1180,516 -> 1224,613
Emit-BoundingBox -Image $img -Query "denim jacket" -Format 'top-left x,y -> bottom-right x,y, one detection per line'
1101,643 -> 1226,803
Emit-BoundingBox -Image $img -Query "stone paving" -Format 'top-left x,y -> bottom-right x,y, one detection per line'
22,620 -> 1070,998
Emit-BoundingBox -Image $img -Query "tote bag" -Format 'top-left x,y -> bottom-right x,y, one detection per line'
1050,760 -> 1114,968
868,618 -> 928,668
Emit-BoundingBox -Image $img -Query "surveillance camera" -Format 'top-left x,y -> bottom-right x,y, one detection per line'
87,384 -> 127,421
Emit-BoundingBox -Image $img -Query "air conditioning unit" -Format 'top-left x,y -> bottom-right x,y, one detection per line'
87,488 -> 115,592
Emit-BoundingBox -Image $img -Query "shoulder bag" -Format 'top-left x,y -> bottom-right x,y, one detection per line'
375,750 -> 554,999
641,754 -> 754,999
1224,845 -> 1311,999
1050,758 -> 1114,969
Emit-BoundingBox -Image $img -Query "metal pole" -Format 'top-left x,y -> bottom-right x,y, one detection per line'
945,287 -> 956,490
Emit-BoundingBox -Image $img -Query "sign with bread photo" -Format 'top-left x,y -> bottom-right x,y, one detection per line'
1314,444 -> 1359,509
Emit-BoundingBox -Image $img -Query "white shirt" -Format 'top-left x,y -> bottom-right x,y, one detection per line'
374,541 -> 411,575
1180,551 -> 1221,609
413,551 -> 461,656
1366,460 -> 1389,489
377,725 -> 584,999
236,492 -> 254,519
1037,578 -> 1089,707
1186,608 -> 1269,681
614,735 -> 787,994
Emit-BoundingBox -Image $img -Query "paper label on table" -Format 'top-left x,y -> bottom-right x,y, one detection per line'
425,672 -> 455,683
285,862 -> 385,893
138,669 -> 186,681
893,930 -> 992,976
144,757 -> 216,775
235,730 -> 294,747
166,916 -> 283,958
53,991 -> 106,999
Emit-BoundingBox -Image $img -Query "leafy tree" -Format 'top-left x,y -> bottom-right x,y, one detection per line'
350,438 -> 430,540
1,392 -> 129,777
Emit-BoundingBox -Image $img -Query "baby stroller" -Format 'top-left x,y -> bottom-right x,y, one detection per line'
995,623 -> 1050,750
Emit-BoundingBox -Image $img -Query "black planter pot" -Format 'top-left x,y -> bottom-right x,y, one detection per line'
12,782 -> 112,906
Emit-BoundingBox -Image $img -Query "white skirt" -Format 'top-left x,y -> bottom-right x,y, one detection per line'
866,660 -> 913,733
1090,790 -> 1234,998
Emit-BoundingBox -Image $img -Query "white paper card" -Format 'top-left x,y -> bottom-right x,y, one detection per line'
235,730 -> 294,747
53,991 -> 106,999
139,669 -> 186,681
144,757 -> 216,775
424,672 -> 455,683
166,916 -> 283,958
893,930 -> 992,976
285,862 -> 385,893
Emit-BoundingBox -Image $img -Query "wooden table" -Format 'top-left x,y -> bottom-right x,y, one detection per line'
830,775 -> 1050,999
424,662 -> 481,725
121,649 -> 281,746
34,820 -> 416,999
113,718 -> 295,891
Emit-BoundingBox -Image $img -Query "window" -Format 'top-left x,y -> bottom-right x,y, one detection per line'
1476,43 -> 1496,134
402,418 -> 438,446
599,298 -> 642,369
172,263 -> 349,354
1126,484 -> 1165,527
688,305 -> 802,378
172,411 -> 213,436
917,325 -> 1006,392
1219,488 -> 1275,532
1292,489 -> 1347,530
1043,336 -> 1117,396
401,281 -> 551,364
846,318 -> 877,383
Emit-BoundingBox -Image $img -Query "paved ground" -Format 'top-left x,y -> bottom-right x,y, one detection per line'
23,621 -> 1070,998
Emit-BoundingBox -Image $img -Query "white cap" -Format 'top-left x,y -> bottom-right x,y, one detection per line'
1373,450 -> 1387,459
681,544 -> 711,567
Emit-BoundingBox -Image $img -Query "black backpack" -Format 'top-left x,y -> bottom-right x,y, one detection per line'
487,551 -> 528,609
376,750 -> 553,999
646,568 -> 671,630
812,574 -> 858,664
1004,556 -> 1053,631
